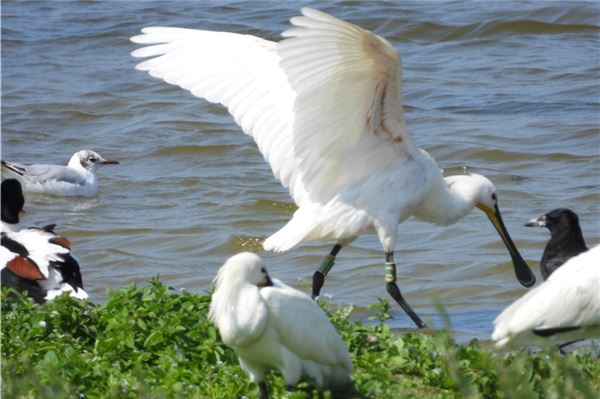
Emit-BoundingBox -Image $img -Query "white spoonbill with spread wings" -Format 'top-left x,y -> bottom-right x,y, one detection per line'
132,8 -> 535,328
209,252 -> 353,399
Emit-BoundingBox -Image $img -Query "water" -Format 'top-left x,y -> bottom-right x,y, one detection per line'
2,1 -> 599,341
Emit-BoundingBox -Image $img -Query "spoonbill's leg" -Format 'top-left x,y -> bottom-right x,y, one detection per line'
385,252 -> 426,329
312,243 -> 342,298
258,382 -> 268,399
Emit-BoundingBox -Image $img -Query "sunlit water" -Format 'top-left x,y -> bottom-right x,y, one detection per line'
2,1 -> 599,341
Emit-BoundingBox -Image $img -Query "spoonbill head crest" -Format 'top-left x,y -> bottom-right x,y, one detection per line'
213,252 -> 274,290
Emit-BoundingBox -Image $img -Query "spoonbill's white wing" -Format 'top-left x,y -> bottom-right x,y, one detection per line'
131,7 -> 417,205
131,28 -> 307,204
260,279 -> 352,384
278,7 -> 417,201
492,245 -> 600,346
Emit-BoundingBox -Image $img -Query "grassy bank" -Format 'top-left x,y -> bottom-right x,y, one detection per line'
2,280 -> 599,398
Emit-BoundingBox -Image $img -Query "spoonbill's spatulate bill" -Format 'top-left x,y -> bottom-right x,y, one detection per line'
131,7 -> 535,328
525,208 -> 588,280
1,149 -> 119,197
209,252 -> 353,399
492,245 -> 600,347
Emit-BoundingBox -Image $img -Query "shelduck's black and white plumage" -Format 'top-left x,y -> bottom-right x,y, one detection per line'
1,150 -> 119,197
525,208 -> 588,279
209,252 -> 353,399
492,245 -> 600,347
1,225 -> 88,303
1,179 -> 88,302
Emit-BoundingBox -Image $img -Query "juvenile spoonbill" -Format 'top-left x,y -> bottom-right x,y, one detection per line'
492,245 -> 600,347
2,150 -> 119,197
132,7 -> 535,328
525,208 -> 588,280
209,252 -> 353,399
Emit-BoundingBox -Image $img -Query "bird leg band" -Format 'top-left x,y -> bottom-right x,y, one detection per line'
385,262 -> 397,283
318,254 -> 335,276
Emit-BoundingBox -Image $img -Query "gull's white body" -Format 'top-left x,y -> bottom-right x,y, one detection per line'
492,245 -> 600,347
209,252 -> 352,390
1,150 -> 116,197
131,8 -> 503,255
1,228 -> 88,301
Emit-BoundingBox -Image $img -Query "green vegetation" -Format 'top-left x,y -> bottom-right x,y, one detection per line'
2,280 -> 599,398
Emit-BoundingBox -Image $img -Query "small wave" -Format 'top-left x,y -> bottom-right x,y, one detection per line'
148,144 -> 236,157
404,19 -> 598,41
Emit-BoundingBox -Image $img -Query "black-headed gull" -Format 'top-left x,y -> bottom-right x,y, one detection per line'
209,252 -> 353,398
1,224 -> 88,303
2,149 -> 119,197
525,208 -> 588,280
492,245 -> 600,347
1,179 -> 25,232
132,8 -> 534,328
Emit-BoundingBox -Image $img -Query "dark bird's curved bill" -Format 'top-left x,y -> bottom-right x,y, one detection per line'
477,204 -> 536,287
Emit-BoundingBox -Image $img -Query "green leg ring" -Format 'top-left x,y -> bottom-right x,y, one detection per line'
318,254 -> 335,276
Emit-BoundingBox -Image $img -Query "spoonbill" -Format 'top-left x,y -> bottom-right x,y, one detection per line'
2,150 -> 119,197
132,7 -> 535,328
209,252 -> 353,399
525,208 -> 588,280
492,245 -> 600,347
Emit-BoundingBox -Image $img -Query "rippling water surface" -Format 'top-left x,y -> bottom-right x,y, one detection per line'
2,1 -> 599,340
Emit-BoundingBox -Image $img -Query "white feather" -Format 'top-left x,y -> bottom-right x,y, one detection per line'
492,245 -> 600,347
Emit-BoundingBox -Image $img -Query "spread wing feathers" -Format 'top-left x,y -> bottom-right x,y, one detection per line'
130,28 -> 308,204
132,8 -> 416,205
261,279 -> 352,372
277,7 -> 415,200
492,245 -> 600,345
1,228 -> 71,279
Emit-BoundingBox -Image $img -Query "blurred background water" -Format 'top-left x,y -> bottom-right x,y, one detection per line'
2,0 -> 599,341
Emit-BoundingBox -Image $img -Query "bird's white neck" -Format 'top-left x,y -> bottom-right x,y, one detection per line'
414,175 -> 479,226
68,155 -> 94,174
